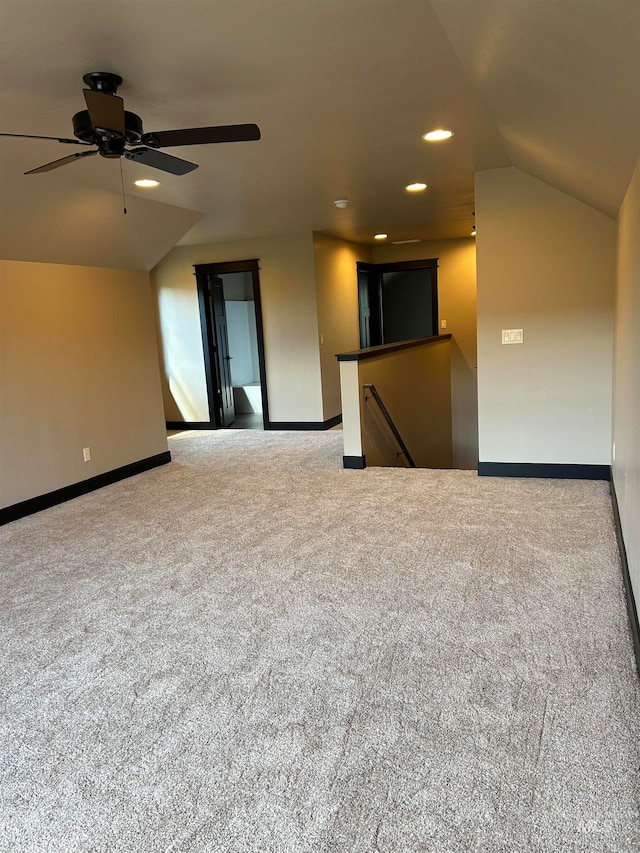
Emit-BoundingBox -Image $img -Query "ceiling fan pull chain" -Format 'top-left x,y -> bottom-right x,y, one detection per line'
119,157 -> 127,215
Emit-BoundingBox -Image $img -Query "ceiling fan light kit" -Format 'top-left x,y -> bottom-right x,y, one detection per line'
0,71 -> 261,176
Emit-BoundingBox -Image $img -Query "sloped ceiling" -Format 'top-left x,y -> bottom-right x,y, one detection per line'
0,0 -> 638,270
431,0 -> 640,218
0,154 -> 201,269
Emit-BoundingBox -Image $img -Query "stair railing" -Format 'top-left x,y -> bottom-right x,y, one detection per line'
363,383 -> 416,468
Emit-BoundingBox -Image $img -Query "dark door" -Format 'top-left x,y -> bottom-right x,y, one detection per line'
209,276 -> 235,426
381,266 -> 437,343
357,259 -> 438,347
357,263 -> 382,348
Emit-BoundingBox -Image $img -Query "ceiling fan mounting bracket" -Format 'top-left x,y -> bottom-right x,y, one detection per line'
82,72 -> 123,95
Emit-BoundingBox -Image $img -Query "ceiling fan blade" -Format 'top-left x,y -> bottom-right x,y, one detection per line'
0,132 -> 91,146
25,149 -> 98,174
83,89 -> 125,136
142,123 -> 261,148
125,147 -> 198,175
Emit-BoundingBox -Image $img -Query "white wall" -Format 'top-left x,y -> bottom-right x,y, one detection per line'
612,157 -> 640,602
226,301 -> 260,386
475,167 -> 616,465
0,260 -> 168,508
221,271 -> 253,302
152,233 -> 324,423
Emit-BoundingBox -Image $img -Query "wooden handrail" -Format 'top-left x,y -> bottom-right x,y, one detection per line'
363,384 -> 416,468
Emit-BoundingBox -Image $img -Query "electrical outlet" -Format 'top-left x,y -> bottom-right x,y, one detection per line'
83,447 -> 91,462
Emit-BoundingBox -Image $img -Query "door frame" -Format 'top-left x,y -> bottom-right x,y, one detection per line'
357,258 -> 439,348
194,259 -> 270,428
209,275 -> 235,427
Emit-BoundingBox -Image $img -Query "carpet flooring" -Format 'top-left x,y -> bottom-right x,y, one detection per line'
1,429 -> 638,852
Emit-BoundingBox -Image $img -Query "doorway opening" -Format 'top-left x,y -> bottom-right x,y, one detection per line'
357,259 -> 438,348
194,259 -> 269,429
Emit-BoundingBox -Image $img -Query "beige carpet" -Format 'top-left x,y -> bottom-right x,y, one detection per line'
1,429 -> 638,852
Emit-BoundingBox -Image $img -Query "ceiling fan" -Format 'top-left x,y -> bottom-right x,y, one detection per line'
0,72 -> 261,176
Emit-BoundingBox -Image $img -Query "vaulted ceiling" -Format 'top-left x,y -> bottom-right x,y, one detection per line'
0,0 -> 638,270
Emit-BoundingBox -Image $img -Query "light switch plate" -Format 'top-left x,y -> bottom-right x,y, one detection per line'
502,329 -> 523,344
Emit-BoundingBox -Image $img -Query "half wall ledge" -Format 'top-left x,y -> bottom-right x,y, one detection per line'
337,335 -> 453,470
336,334 -> 451,363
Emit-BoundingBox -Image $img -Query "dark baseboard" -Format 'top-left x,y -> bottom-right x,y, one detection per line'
166,421 -> 217,430
265,415 -> 342,431
478,462 -> 611,480
0,451 -> 171,526
343,455 -> 366,469
610,476 -> 640,679
168,415 -> 342,432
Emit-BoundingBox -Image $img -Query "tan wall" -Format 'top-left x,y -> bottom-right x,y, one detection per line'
312,233 -> 371,420
373,239 -> 478,469
0,260 -> 168,508
475,167 -> 616,464
612,157 -> 640,602
358,339 -> 453,469
151,233 -> 324,424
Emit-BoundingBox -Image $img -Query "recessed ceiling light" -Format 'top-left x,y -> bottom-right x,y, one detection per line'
422,129 -> 454,142
135,179 -> 160,188
471,227 -> 477,236
405,182 -> 427,192
374,233 -> 388,240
